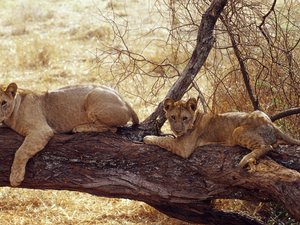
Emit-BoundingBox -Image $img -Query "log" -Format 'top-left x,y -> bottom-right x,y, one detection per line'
0,127 -> 299,225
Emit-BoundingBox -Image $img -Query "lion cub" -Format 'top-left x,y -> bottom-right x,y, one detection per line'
144,97 -> 300,171
0,83 -> 139,186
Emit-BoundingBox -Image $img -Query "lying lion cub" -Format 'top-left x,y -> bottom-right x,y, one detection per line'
144,97 -> 300,171
0,83 -> 139,186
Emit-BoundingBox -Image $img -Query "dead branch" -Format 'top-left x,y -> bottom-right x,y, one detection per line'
142,0 -> 228,130
220,15 -> 260,110
270,107 -> 300,122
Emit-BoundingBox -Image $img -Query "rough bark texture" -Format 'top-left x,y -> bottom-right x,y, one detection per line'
0,127 -> 299,224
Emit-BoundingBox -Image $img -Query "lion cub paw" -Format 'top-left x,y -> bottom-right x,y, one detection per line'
10,168 -> 25,187
239,154 -> 257,173
143,135 -> 157,145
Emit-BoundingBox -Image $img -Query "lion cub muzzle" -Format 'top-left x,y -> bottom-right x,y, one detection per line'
164,97 -> 198,137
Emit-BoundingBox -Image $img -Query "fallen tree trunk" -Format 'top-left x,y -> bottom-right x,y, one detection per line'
0,127 -> 299,225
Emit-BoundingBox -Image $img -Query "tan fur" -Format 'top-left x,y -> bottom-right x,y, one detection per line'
144,97 -> 300,171
0,83 -> 139,186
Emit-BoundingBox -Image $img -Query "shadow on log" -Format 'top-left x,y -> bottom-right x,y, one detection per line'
0,127 -> 299,225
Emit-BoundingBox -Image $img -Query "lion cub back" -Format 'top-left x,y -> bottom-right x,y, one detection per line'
43,85 -> 136,133
43,85 -> 91,132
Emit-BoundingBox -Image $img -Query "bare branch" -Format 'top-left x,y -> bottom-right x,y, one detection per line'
142,0 -> 228,130
220,15 -> 260,110
258,0 -> 277,33
191,81 -> 209,113
271,107 -> 300,122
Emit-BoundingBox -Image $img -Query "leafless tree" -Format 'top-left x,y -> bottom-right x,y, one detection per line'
1,1 -> 300,224
96,0 -> 300,135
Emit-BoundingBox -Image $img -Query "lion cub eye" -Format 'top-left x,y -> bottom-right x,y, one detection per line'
1,100 -> 7,107
171,115 -> 176,120
182,116 -> 188,121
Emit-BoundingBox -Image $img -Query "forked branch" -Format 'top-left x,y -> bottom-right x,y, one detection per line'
142,0 -> 228,130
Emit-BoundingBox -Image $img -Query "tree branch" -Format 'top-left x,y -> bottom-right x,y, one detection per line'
220,16 -> 260,110
258,0 -> 277,45
270,107 -> 300,122
142,0 -> 228,130
1,127 -> 299,224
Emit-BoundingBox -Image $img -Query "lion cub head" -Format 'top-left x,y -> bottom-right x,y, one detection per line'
164,97 -> 198,136
0,83 -> 18,122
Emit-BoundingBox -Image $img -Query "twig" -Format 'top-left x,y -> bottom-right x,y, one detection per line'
191,82 -> 209,113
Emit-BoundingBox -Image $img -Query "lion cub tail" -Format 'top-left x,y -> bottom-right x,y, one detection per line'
274,126 -> 300,145
126,102 -> 139,125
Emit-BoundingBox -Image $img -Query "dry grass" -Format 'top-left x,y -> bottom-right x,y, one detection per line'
105,0 -> 125,10
15,36 -> 55,69
0,0 -> 195,224
0,188 -> 190,225
71,26 -> 111,41
213,199 -> 264,220
1,0 -> 293,224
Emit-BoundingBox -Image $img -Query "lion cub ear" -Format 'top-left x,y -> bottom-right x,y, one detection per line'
164,98 -> 174,112
5,83 -> 18,98
187,98 -> 198,112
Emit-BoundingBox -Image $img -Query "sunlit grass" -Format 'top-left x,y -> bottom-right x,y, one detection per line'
0,188 -> 189,225
1,0 -> 298,224
0,0 -> 194,224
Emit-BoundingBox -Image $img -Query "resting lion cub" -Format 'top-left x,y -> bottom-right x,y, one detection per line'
0,83 -> 139,186
144,97 -> 300,171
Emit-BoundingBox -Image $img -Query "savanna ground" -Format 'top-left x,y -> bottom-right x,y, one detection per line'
0,0 -> 300,224
0,0 -> 190,224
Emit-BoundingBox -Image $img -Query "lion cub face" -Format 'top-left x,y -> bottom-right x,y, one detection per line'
0,83 -> 18,122
164,98 -> 198,136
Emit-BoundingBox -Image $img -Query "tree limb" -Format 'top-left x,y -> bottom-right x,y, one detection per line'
220,15 -> 260,110
270,107 -> 300,122
257,0 -> 277,45
0,127 -> 299,224
142,0 -> 228,130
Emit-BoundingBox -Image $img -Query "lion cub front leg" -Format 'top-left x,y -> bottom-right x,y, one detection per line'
10,128 -> 53,186
239,145 -> 273,172
233,126 -> 273,172
143,135 -> 194,158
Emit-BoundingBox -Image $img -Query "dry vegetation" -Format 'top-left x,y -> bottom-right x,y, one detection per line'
0,0 -> 190,224
0,0 -> 300,224
0,188 -> 188,225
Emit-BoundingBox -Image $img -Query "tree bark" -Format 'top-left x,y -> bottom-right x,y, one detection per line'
0,127 -> 299,224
